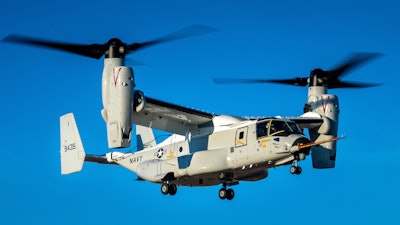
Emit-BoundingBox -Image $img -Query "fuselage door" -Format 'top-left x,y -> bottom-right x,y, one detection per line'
234,126 -> 249,165
235,127 -> 248,148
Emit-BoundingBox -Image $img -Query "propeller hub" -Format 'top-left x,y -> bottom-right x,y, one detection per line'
105,38 -> 126,58
309,68 -> 327,87
107,38 -> 124,47
310,68 -> 324,76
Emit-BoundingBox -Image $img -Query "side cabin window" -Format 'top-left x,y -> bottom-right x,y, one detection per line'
239,131 -> 244,140
257,119 -> 302,138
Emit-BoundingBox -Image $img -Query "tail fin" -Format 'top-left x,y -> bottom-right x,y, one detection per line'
136,125 -> 156,151
60,113 -> 86,174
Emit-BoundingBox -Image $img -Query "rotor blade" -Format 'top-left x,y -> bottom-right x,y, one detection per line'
266,77 -> 309,87
213,77 -> 309,86
326,52 -> 382,79
126,25 -> 217,53
2,34 -> 106,59
213,78 -> 271,84
327,80 -> 382,89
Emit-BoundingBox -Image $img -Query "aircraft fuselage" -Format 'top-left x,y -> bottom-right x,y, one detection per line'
109,116 -> 310,187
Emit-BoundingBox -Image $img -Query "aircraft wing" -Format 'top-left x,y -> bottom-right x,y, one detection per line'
289,117 -> 324,129
245,112 -> 324,130
283,112 -> 325,129
132,96 -> 215,135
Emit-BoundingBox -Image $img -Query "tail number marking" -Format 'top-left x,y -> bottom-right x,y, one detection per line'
64,143 -> 76,152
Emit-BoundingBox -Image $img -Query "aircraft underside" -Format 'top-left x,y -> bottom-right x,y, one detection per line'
157,163 -> 271,200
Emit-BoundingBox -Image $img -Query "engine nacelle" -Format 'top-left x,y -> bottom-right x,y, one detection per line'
101,63 -> 134,148
305,92 -> 339,168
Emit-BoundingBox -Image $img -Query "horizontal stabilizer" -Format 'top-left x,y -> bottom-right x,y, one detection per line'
85,154 -> 117,165
60,113 -> 86,174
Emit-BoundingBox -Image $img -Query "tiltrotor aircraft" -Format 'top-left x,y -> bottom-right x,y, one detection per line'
2,27 -> 380,200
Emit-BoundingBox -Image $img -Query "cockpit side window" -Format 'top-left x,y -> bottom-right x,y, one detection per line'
269,120 -> 287,136
287,121 -> 302,134
257,119 -> 303,138
256,121 -> 269,138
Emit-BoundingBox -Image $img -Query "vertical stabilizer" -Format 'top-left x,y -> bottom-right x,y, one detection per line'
136,125 -> 156,151
60,113 -> 86,174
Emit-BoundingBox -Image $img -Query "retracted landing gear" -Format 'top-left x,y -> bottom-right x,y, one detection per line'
161,183 -> 177,196
290,159 -> 302,175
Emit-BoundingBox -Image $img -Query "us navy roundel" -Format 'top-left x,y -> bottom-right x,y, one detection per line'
157,148 -> 164,158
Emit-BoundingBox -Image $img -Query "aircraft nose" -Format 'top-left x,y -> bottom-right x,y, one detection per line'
289,137 -> 311,153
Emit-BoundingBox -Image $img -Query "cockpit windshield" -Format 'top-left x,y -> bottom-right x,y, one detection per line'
256,119 -> 302,138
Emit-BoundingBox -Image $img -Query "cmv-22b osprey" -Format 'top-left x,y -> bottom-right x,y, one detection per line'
2,27 -> 380,200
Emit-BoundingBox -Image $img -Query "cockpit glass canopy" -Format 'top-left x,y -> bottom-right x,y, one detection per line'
256,119 -> 302,138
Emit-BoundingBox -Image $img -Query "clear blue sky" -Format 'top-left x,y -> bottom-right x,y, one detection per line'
1,0 -> 399,224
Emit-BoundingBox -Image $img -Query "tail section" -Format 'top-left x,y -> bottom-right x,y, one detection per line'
60,113 -> 86,174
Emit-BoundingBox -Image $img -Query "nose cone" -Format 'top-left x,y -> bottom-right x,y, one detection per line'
289,136 -> 311,154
